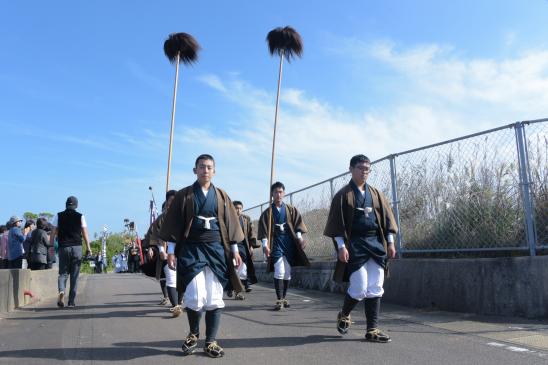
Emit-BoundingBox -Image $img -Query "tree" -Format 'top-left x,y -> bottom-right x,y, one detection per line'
39,212 -> 54,220
23,212 -> 38,221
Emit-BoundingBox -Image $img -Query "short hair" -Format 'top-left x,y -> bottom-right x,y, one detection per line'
271,181 -> 285,193
0,225 -> 6,233
195,154 -> 215,167
24,219 -> 35,229
233,201 -> 243,207
350,154 -> 371,168
166,190 -> 177,200
36,217 -> 48,230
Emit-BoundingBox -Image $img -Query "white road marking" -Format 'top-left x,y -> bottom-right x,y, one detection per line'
487,342 -> 536,354
507,346 -> 532,353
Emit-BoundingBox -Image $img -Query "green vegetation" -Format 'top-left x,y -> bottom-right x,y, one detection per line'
80,233 -> 127,274
269,126 -> 547,258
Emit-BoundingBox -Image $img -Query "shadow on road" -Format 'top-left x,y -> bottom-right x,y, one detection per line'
0,335 -> 349,361
114,334 -> 348,349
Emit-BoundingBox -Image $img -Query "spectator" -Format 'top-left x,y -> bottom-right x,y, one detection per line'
28,218 -> 51,270
0,225 -> 8,269
45,223 -> 56,269
22,219 -> 36,269
7,216 -> 25,269
50,196 -> 92,308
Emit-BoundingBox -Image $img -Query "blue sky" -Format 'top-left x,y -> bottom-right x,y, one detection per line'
2,1 -> 548,237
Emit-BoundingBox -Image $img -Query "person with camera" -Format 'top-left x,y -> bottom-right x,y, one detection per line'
127,236 -> 141,273
50,196 -> 92,308
22,219 -> 36,269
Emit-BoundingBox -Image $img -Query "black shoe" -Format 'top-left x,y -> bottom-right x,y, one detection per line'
283,299 -> 290,308
226,290 -> 234,298
181,333 -> 199,355
243,280 -> 251,292
365,328 -> 391,343
336,311 -> 351,335
204,341 -> 224,358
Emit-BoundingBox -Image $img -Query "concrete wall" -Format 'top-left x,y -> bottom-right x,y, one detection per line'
254,256 -> 548,318
0,269 -> 58,313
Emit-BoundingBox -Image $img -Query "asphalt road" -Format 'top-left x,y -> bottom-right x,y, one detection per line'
1,273 -> 548,365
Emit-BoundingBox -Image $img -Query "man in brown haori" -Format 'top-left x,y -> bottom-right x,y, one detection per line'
324,154 -> 398,343
258,181 -> 310,311
159,154 -> 244,358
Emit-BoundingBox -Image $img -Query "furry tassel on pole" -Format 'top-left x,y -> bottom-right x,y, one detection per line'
163,32 -> 201,192
265,26 -> 303,255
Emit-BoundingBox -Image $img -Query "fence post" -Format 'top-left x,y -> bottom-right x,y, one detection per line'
329,178 -> 335,201
514,122 -> 537,256
289,193 -> 293,206
389,155 -> 403,258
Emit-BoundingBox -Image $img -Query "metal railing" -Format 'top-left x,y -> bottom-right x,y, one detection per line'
245,119 -> 548,260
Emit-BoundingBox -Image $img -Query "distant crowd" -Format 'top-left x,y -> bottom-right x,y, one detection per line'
0,215 -> 56,270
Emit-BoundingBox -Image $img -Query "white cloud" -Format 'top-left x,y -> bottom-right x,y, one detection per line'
190,41 -> 548,208
196,74 -> 227,93
365,40 -> 548,115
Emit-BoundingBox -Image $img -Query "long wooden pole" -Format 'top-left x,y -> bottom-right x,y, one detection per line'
166,52 -> 180,192
266,51 -> 285,256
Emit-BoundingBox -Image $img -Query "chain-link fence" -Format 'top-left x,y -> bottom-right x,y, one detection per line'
525,120 -> 548,248
245,119 -> 548,259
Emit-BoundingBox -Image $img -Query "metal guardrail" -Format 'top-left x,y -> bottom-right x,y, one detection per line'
245,119 -> 548,259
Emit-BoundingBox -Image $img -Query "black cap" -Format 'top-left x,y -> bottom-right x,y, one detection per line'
66,196 -> 78,208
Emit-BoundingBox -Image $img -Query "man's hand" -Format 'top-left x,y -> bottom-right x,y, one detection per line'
167,253 -> 176,270
86,247 -> 93,257
299,238 -> 307,250
338,246 -> 349,263
147,248 -> 154,260
387,244 -> 396,259
263,246 -> 271,258
233,252 -> 242,268
249,248 -> 254,258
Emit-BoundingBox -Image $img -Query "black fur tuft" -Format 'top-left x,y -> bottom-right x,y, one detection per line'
266,26 -> 303,62
164,32 -> 201,64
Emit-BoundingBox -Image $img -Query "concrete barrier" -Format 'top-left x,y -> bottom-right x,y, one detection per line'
0,269 -> 59,313
254,256 -> 548,318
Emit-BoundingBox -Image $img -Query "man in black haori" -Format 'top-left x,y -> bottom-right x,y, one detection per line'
159,154 -> 244,358
226,200 -> 260,299
144,190 -> 182,316
324,154 -> 398,343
